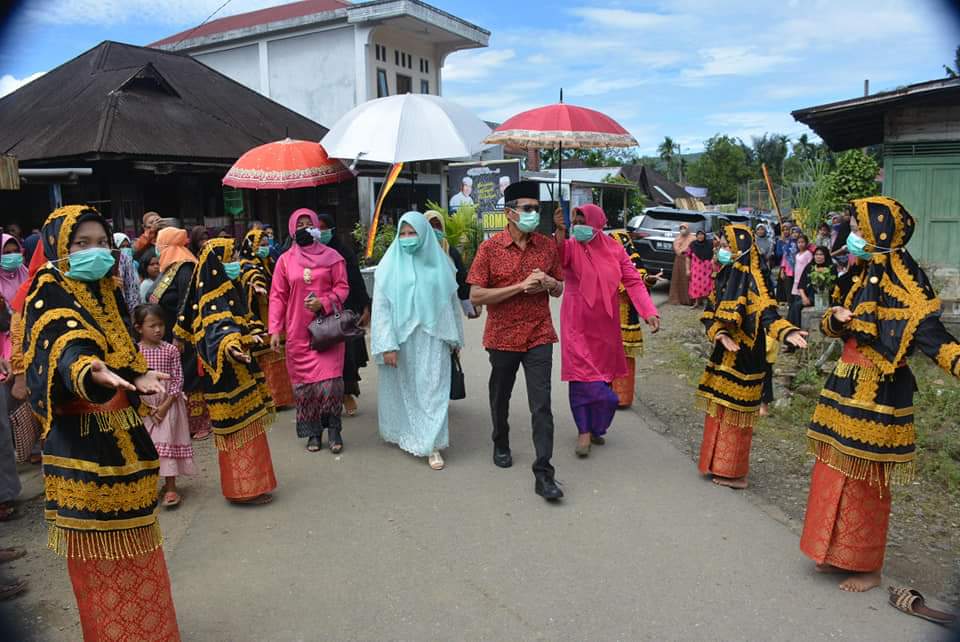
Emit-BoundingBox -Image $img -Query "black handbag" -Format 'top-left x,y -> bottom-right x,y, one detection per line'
450,352 -> 466,400
308,297 -> 364,352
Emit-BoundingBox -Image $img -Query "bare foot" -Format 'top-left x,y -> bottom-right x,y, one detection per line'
712,476 -> 749,489
815,563 -> 847,574
759,403 -> 769,417
839,571 -> 881,592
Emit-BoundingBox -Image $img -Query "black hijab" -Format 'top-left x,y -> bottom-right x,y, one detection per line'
690,233 -> 713,261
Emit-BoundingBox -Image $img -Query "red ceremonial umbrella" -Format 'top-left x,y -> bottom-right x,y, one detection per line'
222,138 -> 354,189
484,92 -> 637,224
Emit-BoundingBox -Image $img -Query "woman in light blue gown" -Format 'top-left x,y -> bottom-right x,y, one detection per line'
371,211 -> 464,470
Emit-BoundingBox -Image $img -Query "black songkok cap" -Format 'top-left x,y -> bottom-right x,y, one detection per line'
503,180 -> 540,203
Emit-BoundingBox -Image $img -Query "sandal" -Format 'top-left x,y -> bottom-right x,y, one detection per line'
590,435 -> 606,445
192,430 -> 212,441
888,586 -> 957,626
0,579 -> 27,601
306,436 -> 322,452
329,427 -> 343,454
428,451 -> 444,470
343,395 -> 358,417
575,443 -> 591,458
161,491 -> 181,508
0,548 -> 26,563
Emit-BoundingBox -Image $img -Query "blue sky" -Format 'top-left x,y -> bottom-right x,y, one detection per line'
1,0 -> 957,154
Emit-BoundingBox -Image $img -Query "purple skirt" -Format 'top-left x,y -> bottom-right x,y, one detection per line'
569,382 -> 619,436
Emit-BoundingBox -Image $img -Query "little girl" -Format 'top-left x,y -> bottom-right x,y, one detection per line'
135,303 -> 195,507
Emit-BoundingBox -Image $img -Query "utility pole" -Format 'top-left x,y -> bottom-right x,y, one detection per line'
676,143 -> 684,185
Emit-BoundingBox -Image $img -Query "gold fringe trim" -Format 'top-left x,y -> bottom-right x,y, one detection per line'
695,396 -> 757,429
78,406 -> 142,438
808,440 -> 915,490
213,414 -> 273,452
832,361 -> 893,383
47,522 -> 162,561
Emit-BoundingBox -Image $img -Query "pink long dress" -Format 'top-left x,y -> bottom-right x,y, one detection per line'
268,250 -> 349,385
559,210 -> 658,383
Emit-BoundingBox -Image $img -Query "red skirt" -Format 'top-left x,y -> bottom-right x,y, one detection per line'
611,357 -> 635,408
68,547 -> 180,642
800,460 -> 891,572
698,408 -> 753,479
218,431 -> 277,501
257,351 -> 295,408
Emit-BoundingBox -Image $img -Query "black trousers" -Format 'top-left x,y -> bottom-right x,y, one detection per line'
487,344 -> 555,478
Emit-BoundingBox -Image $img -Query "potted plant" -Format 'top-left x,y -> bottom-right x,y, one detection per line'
807,267 -> 837,310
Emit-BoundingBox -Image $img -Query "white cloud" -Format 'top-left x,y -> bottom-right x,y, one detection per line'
0,71 -> 45,98
568,7 -> 677,30
566,77 -> 653,98
27,0 -> 281,25
705,111 -> 811,141
683,46 -> 792,78
444,49 -> 516,82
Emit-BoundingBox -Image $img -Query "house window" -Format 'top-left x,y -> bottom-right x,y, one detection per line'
375,44 -> 386,62
377,69 -> 389,98
394,50 -> 399,65
420,79 -> 429,94
396,73 -> 412,94
408,55 -> 413,70
421,58 -> 429,73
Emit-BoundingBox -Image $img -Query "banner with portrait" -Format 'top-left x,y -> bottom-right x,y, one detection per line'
447,159 -> 521,234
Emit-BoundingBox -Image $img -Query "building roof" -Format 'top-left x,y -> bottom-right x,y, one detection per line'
151,0 -> 489,51
791,77 -> 960,151
0,41 -> 329,165
620,164 -> 689,206
151,0 -> 350,48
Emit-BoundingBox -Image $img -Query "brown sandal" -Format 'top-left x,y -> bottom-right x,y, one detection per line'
0,548 -> 26,563
888,586 -> 956,626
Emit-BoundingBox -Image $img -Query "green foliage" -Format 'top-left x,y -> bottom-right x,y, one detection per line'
791,155 -> 835,235
425,199 -> 483,267
602,174 -> 647,219
807,266 -> 837,293
686,134 -> 753,203
944,45 -> 960,78
751,133 -> 789,180
824,149 -> 880,210
352,221 -> 396,266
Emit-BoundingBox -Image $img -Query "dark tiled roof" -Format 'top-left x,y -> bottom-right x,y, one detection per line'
0,41 -> 329,164
620,164 -> 688,206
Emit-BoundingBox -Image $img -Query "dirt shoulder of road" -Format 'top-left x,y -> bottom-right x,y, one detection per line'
633,303 -> 960,605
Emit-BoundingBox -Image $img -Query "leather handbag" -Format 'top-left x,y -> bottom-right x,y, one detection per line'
308,297 -> 364,352
450,352 -> 466,401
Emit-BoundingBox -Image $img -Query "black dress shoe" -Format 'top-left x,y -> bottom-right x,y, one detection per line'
493,448 -> 513,468
535,476 -> 564,501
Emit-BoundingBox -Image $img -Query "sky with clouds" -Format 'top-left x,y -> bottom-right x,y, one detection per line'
0,0 -> 957,154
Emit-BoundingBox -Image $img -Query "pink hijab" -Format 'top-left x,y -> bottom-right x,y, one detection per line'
564,204 -> 622,319
287,208 -> 342,268
0,234 -> 28,305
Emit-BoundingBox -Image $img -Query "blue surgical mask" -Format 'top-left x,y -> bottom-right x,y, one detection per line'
434,229 -> 445,242
572,225 -> 595,243
120,247 -> 133,260
399,236 -> 419,254
717,248 -> 733,265
64,248 -> 115,282
846,232 -> 872,259
1,253 -> 23,271
317,229 -> 333,245
516,212 -> 540,233
223,261 -> 241,280
257,246 -> 270,259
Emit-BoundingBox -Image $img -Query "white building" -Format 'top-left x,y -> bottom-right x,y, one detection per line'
152,0 -> 490,221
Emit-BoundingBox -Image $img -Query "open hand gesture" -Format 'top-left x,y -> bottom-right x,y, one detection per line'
831,307 -> 853,324
134,371 -> 169,395
717,333 -> 740,353
89,359 -> 136,392
785,330 -> 809,349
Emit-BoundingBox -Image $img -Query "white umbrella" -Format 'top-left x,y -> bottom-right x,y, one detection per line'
321,94 -> 492,164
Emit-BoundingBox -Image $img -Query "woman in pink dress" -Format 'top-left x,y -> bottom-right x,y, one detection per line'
554,205 -> 660,457
269,209 -> 350,454
686,230 -> 714,307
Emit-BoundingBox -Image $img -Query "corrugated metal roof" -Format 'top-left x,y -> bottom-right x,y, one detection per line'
0,41 -> 329,164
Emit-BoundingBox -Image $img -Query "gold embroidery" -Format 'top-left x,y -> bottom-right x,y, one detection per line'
47,521 -> 162,561
699,372 -> 760,401
807,437 -> 914,488
817,388 -> 912,417
936,343 -> 960,376
694,395 -> 757,428
810,403 -> 914,448
45,474 -> 158,514
42,454 -> 159,476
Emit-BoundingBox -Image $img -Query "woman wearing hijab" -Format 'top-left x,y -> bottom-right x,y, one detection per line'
800,197 -> 960,593
269,209 -> 350,453
175,238 -> 277,504
112,232 -> 140,315
371,212 -> 463,470
554,205 -> 659,456
609,229 -> 660,408
238,227 -> 295,410
687,229 -> 714,307
424,210 -> 481,319
754,223 -> 775,271
23,205 -> 180,640
667,223 -> 693,306
0,234 -> 28,358
315,212 -> 372,416
697,225 -> 807,489
151,227 -> 211,441
0,233 -> 27,523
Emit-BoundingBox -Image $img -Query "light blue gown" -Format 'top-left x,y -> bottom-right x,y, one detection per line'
370,211 -> 464,457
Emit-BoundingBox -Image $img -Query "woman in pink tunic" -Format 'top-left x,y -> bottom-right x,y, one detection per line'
269,209 -> 350,453
554,205 -> 661,457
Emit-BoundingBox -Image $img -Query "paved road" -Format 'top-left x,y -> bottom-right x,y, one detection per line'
5,293 -> 945,641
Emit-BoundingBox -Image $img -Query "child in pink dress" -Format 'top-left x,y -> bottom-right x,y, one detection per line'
135,303 -> 195,508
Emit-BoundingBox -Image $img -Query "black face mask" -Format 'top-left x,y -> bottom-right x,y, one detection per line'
295,228 -> 314,247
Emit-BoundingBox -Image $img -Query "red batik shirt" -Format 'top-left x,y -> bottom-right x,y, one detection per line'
467,230 -> 562,352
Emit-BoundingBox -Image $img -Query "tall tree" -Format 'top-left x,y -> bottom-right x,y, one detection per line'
825,149 -> 880,209
945,45 -> 960,77
752,133 -> 789,180
658,136 -> 676,180
685,134 -> 753,204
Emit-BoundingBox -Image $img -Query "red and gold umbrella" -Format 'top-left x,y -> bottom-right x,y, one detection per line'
222,138 -> 354,190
